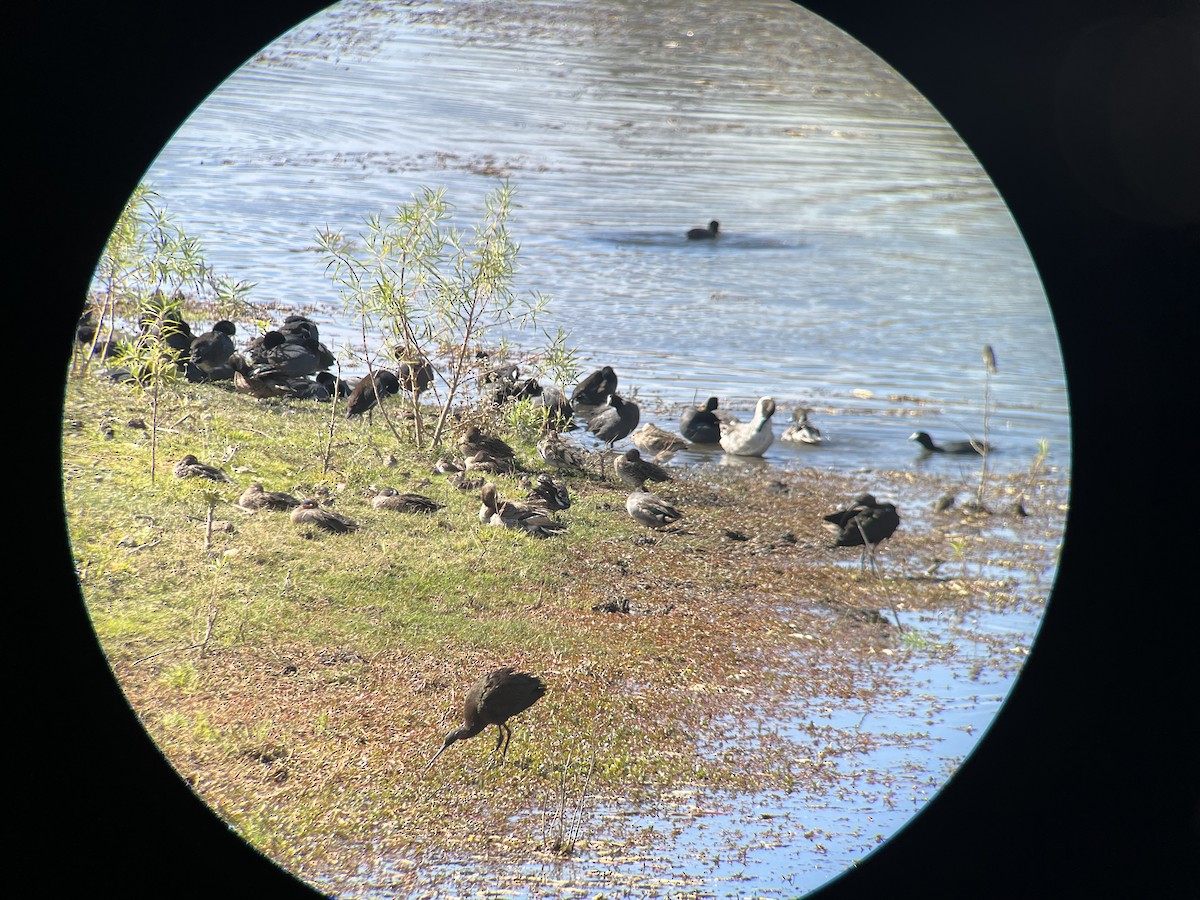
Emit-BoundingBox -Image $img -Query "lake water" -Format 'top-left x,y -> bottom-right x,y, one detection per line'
117,0 -> 1072,895
135,0 -> 1070,479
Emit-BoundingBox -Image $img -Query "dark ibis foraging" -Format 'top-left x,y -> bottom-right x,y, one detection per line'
426,667 -> 547,768
823,494 -> 901,575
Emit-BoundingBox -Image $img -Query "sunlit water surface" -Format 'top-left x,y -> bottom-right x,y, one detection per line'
124,0 -> 1071,895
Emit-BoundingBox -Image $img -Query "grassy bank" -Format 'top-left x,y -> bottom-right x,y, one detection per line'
61,365 -> 1067,890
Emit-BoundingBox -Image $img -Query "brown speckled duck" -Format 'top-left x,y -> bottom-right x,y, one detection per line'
173,454 -> 233,483
614,447 -> 671,489
238,482 -> 302,511
625,486 -> 683,530
290,498 -> 360,534
479,483 -> 567,538
371,487 -> 445,514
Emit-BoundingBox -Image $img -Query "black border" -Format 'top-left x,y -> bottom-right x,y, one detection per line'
23,1 -> 1196,896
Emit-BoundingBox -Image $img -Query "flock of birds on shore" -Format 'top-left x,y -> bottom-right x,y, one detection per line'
78,234 -> 997,763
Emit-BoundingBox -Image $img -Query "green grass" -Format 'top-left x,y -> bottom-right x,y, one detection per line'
60,360 -> 1070,889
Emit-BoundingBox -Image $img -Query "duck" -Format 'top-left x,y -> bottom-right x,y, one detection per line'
344,369 -> 401,419
631,423 -> 689,460
586,393 -> 641,448
371,487 -> 445,514
909,431 -> 992,456
479,482 -> 567,538
290,498 -> 359,534
781,407 -> 823,445
447,471 -> 485,493
679,397 -> 723,444
570,366 -> 618,412
687,220 -> 720,240
396,356 -> 435,397
536,429 -> 593,472
719,397 -> 776,457
523,473 -> 571,512
625,486 -> 684,530
459,425 -> 517,465
463,449 -> 516,475
614,447 -> 671,489
229,353 -> 294,399
823,494 -> 901,571
172,453 -> 233,482
189,321 -> 237,380
238,482 -> 302,511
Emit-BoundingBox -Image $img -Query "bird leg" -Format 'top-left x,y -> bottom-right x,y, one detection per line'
499,723 -> 513,762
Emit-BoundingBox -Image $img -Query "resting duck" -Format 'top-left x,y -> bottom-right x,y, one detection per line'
229,354 -> 293,399
536,429 -> 592,472
781,407 -> 823,445
396,356 -> 435,397
479,482 -> 567,538
291,498 -> 359,534
587,393 -> 640,448
909,431 -> 991,456
687,220 -> 720,240
459,425 -> 518,465
679,397 -> 723,444
173,454 -> 233,483
719,397 -> 776,457
631,423 -> 689,460
625,486 -> 684,530
523,473 -> 572,512
463,449 -> 516,475
371,487 -> 444,514
614,447 -> 671,489
238,482 -> 302,511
